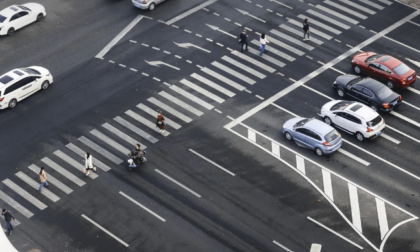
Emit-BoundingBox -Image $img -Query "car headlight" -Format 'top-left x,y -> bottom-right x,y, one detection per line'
351,60 -> 354,63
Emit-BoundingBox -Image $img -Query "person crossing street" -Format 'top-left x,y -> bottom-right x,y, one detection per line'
303,18 -> 310,41
238,30 -> 248,52
2,209 -> 16,236
156,110 -> 166,134
38,167 -> 49,191
84,152 -> 96,176
259,33 -> 269,56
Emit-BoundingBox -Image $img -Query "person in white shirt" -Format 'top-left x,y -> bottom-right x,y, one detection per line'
85,152 -> 97,176
259,33 -> 269,56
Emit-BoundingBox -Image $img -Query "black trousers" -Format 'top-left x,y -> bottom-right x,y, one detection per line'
240,41 -> 248,51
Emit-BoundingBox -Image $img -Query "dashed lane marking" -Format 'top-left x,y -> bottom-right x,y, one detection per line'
82,214 -> 129,247
119,192 -> 166,222
189,149 -> 235,176
155,169 -> 201,198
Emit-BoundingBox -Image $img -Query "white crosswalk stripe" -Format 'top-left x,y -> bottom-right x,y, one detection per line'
0,190 -> 34,218
315,5 -> 359,24
359,0 -> 385,10
281,22 -> 327,43
102,123 -> 148,148
220,56 -> 267,79
297,14 -> 342,35
159,91 -> 204,116
211,61 -> 257,84
170,85 -> 215,110
41,157 -> 86,186
231,51 -> 276,73
201,67 -> 247,90
270,29 -> 315,50
348,183 -> 362,233
88,130 -> 130,156
377,0 -> 392,5
15,172 -> 60,202
179,79 -> 225,103
125,110 -> 171,136
2,179 -> 48,210
324,0 -> 368,19
191,73 -> 236,97
28,164 -> 73,194
66,143 -> 112,172
376,198 -> 389,239
259,35 -> 305,56
247,47 -> 287,67
114,116 -> 159,143
137,103 -> 182,129
250,40 -> 296,62
78,136 -> 124,164
338,0 -> 376,14
54,150 -> 99,179
306,9 -> 351,29
148,97 -> 193,123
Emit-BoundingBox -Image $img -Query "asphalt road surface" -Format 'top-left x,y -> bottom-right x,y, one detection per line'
1,0 -> 420,251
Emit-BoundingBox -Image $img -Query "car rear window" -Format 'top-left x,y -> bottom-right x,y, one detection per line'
367,116 -> 382,127
0,75 -> 14,85
0,15 -> 6,23
376,86 -> 394,99
365,54 -> 383,62
393,63 -> 410,76
20,68 -> 40,75
325,129 -> 340,142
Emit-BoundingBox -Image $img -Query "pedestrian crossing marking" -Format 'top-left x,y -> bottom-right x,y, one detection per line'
191,73 -> 236,97
201,67 -> 247,90
348,184 -> 362,233
270,29 -> 315,50
297,15 -> 342,35
159,91 -> 204,116
377,0 -> 392,5
296,155 -> 305,174
315,5 -> 359,24
148,97 -> 193,123
125,110 -> 171,136
88,130 -> 130,156
179,79 -> 225,103
337,0 -> 376,14
66,143 -> 112,172
358,0 -> 385,10
137,103 -> 182,129
29,164 -> 73,195
376,198 -> 389,239
15,172 -> 60,202
248,47 -> 287,67
271,142 -> 280,157
306,9 -> 351,29
78,136 -> 124,164
324,1 -> 368,19
114,116 -> 159,143
54,150 -> 99,179
279,23 -> 325,45
102,122 -> 149,148
260,35 -> 305,56
41,157 -> 86,187
211,61 -> 257,84
322,170 -> 333,201
286,20 -> 332,41
221,56 -> 267,79
0,190 -> 34,218
170,85 -> 215,110
250,40 -> 296,62
2,179 -> 48,210
231,51 -> 276,73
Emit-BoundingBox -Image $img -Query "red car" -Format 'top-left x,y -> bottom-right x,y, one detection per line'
351,52 -> 416,89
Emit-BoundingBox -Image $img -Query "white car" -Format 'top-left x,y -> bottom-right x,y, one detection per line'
320,100 -> 385,142
0,3 -> 46,36
0,67 -> 53,109
132,0 -> 165,10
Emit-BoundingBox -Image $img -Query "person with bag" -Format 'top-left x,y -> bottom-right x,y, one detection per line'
2,209 -> 16,236
259,33 -> 269,56
84,152 -> 96,176
156,110 -> 166,134
38,167 -> 49,191
303,18 -> 310,41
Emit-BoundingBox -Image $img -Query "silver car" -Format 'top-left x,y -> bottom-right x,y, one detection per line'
282,117 -> 342,156
132,0 -> 166,10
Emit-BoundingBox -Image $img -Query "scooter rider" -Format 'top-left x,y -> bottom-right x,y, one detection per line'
130,144 -> 143,166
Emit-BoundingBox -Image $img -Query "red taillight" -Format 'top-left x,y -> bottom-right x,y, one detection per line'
0,98 -> 3,101
383,118 -> 385,123
367,127 -> 373,132
399,96 -> 402,101
383,103 -> 390,109
322,142 -> 330,146
143,0 -> 147,3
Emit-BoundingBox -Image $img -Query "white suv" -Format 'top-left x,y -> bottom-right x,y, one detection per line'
0,67 -> 53,109
320,100 -> 385,141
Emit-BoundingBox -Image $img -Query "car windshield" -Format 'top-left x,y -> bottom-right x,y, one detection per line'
376,86 -> 394,99
294,118 -> 311,128
365,54 -> 383,63
331,101 -> 355,111
367,116 -> 382,127
393,63 -> 410,76
20,68 -> 40,75
18,5 -> 31,11
348,77 -> 363,86
325,129 -> 340,142
0,15 -> 6,23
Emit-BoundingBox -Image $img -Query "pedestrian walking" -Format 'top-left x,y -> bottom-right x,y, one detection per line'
303,18 -> 310,41
238,30 -> 248,52
38,167 -> 49,191
2,209 -> 16,236
156,110 -> 166,134
259,33 -> 269,56
84,152 -> 96,176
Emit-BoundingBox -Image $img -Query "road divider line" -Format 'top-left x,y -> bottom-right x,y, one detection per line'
272,240 -> 293,252
379,217 -> 418,251
166,0 -> 218,25
322,170 -> 334,201
81,214 -> 129,247
189,149 -> 235,176
386,125 -> 420,144
155,169 -> 201,198
296,155 -> 305,174
376,198 -> 389,240
119,192 -> 166,222
391,111 -> 420,128
348,184 -> 362,233
337,149 -> 370,166
380,133 -> 400,144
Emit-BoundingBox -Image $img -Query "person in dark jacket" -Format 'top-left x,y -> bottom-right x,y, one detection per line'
2,209 -> 16,236
238,30 -> 248,52
303,18 -> 310,41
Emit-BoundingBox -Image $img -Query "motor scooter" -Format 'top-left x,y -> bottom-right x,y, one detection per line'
127,150 -> 147,171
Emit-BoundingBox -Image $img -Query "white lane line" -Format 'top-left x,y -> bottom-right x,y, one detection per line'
214,109 -> 222,113
119,192 -> 166,222
359,0 -> 384,10
141,43 -> 149,47
338,0 -> 376,14
15,172 -> 60,202
152,47 -> 160,51
224,17 -> 231,22
0,190 -> 34,218
125,110 -> 170,136
306,9 -> 351,29
348,184 -> 362,233
201,67 -> 246,91
221,56 -> 266,79
307,217 -> 364,250
137,103 -> 182,129
78,136 -> 124,164
231,50 -> 276,73
256,4 -> 262,8
297,14 -> 341,35
155,169 -> 201,198
163,82 -> 172,87
286,20 -> 332,41
271,28 -> 315,50
159,91 -> 204,116
407,87 -> 420,95
244,89 -> 252,94
164,50 -> 171,54
272,142 -> 280,157
409,20 -> 420,27
245,27 -> 253,31
82,214 -> 129,247
213,12 -> 220,16
216,42 -> 224,47
196,34 -> 203,37
267,9 -> 273,12
66,143 -> 112,171
184,29 -> 192,33
337,149 -> 370,166
142,72 -> 149,77
235,22 -> 242,26
276,13 -> 283,17
96,15 -> 143,58
322,170 -> 334,201
386,125 -> 420,144
172,25 -> 179,28
54,150 -> 99,179
316,5 -> 359,24
89,129 -> 130,155
248,129 -> 256,142
153,77 -> 161,82
272,240 -> 293,252
376,198 -> 389,240
189,149 -> 235,176
114,116 -> 159,143
346,44 -> 354,48
119,64 -> 126,68
330,67 -> 345,74
102,123 -> 148,147
250,40 -> 296,61
166,0 -> 218,25
206,38 -> 213,42
324,0 -> 368,19
391,111 -> 420,128
380,217 -> 419,251
130,68 -> 137,72
359,25 -> 366,29
296,155 -> 305,174
191,73 -> 236,97
129,40 -> 137,43
385,35 -> 420,54
2,179 -> 48,210
255,95 -> 264,100
170,85 -> 214,110
370,30 -> 377,34
41,157 -> 86,186
306,55 -> 313,59
186,60 -> 192,64
380,133 -> 400,144
175,55 -> 182,59
180,79 -> 225,103
202,7 -> 209,11
108,60 -> 115,64
211,61 -> 256,84
148,97 -> 193,123
289,78 -> 296,82
403,100 -> 420,111
227,115 -> 235,120
270,0 -> 292,9
28,164 -> 73,194
197,65 -> 203,69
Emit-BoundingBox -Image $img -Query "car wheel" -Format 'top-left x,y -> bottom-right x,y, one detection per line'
7,28 -> 15,36
8,99 -> 17,109
41,81 -> 49,90
337,87 -> 345,97
285,132 -> 293,141
356,132 -> 365,142
315,147 -> 323,156
370,104 -> 378,111
37,13 -> 44,21
149,3 -> 155,10
386,80 -> 394,89
324,116 -> 332,125
353,65 -> 361,74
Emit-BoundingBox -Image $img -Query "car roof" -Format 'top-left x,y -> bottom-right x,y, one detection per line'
376,55 -> 401,69
0,5 -> 20,18
358,78 -> 383,92
345,103 -> 378,120
0,69 -> 27,87
304,119 -> 334,136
